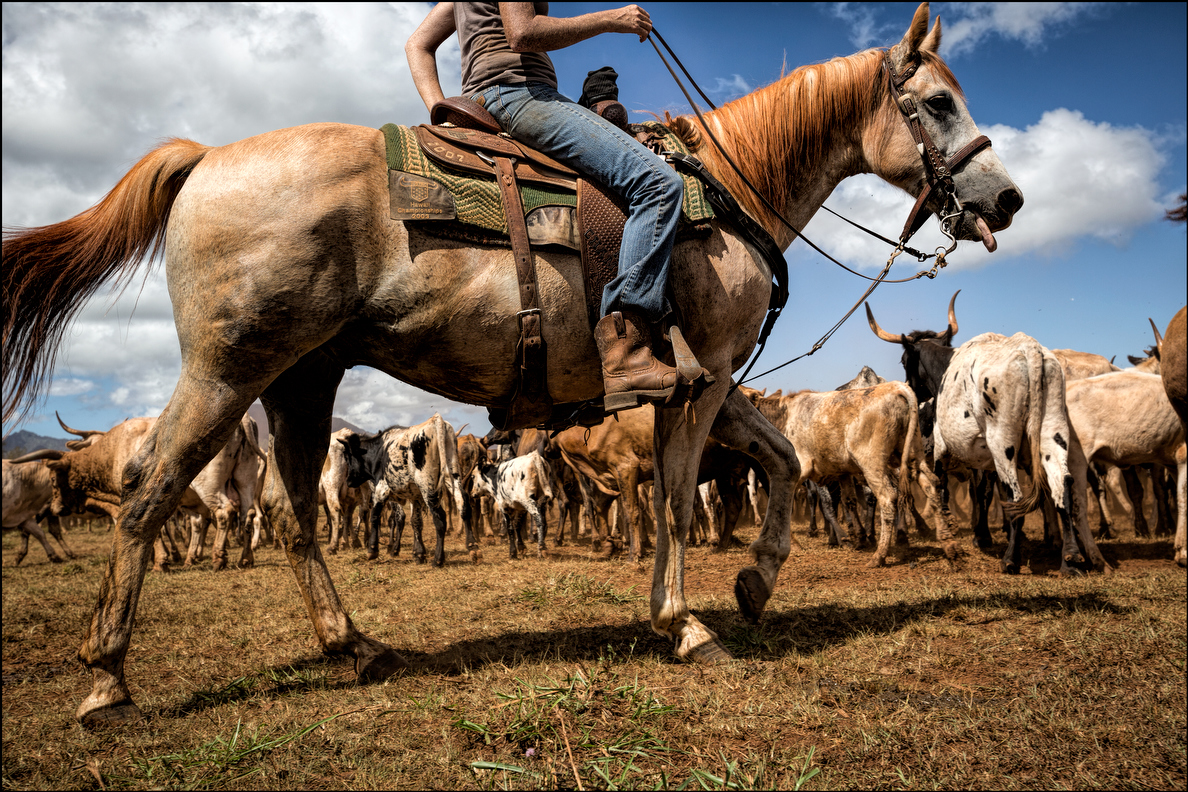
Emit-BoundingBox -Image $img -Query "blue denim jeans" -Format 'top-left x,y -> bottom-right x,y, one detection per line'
472,82 -> 683,322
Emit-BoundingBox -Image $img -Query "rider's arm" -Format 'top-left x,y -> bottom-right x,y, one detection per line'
406,2 -> 457,112
500,2 -> 652,52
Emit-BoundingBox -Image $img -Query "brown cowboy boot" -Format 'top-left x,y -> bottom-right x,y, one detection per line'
594,310 -> 683,412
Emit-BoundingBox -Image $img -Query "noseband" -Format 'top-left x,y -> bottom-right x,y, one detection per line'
882,55 -> 992,249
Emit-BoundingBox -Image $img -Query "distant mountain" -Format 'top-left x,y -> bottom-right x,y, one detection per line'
2,430 -> 69,458
244,402 -> 367,448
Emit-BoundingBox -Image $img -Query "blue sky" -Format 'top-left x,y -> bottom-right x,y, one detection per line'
3,2 -> 1185,441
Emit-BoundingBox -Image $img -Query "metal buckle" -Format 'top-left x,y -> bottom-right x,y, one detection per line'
516,308 -> 541,328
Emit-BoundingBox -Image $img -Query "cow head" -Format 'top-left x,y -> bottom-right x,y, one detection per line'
336,432 -> 380,489
866,290 -> 961,403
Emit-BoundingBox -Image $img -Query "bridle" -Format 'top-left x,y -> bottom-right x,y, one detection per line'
882,54 -> 993,263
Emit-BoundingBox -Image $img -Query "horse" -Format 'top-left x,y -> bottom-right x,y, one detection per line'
2,3 -> 1021,725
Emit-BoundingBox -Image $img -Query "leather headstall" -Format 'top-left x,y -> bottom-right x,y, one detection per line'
882,55 -> 992,243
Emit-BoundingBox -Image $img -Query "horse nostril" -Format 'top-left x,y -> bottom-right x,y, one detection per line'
998,187 -> 1024,214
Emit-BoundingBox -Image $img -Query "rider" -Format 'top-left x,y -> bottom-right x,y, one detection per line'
406,2 -> 688,411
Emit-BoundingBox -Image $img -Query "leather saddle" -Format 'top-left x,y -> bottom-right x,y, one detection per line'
417,97 -> 677,432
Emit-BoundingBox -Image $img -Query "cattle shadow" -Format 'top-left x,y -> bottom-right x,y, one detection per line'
397,588 -> 1133,675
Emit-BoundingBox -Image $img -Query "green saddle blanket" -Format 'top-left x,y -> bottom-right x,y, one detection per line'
379,121 -> 714,237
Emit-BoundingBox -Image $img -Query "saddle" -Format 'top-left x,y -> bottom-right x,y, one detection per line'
387,96 -> 715,431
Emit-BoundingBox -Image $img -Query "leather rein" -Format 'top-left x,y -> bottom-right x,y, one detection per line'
646,28 -> 995,386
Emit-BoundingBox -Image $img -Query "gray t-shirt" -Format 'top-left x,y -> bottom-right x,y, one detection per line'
455,2 -> 558,96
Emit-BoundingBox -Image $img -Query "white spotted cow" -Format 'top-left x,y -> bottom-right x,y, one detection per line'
338,414 -> 467,566
469,450 -> 554,558
867,291 -> 1108,574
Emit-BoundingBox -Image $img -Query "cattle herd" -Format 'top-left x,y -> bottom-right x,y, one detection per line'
4,297 -> 1186,587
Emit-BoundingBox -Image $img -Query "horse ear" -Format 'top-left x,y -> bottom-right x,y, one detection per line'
890,3 -> 931,72
920,15 -> 941,54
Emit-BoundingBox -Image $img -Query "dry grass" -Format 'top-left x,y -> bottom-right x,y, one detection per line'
3,501 -> 1185,790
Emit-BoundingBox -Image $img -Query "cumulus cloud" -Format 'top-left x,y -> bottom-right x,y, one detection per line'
940,3 -> 1103,58
829,3 -> 1103,59
48,378 -> 95,397
802,108 -> 1167,270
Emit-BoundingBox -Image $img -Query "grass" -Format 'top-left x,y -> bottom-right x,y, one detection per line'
2,498 -> 1185,790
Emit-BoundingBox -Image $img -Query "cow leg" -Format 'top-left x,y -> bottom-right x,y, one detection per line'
917,466 -> 957,559
427,493 -> 448,567
410,502 -> 427,564
41,513 -> 78,559
805,482 -> 819,538
821,482 -> 853,549
258,354 -> 406,694
235,512 -> 255,569
707,387 -> 799,627
389,502 -> 405,557
1173,444 -> 1186,568
366,503 -> 381,561
1124,467 -> 1149,538
1151,464 -> 1173,538
971,470 -> 996,549
18,519 -> 61,564
184,515 -> 208,567
211,508 -> 233,572
502,508 -> 517,559
151,532 -> 171,573
866,473 -> 899,568
1086,464 -> 1114,539
528,500 -> 547,557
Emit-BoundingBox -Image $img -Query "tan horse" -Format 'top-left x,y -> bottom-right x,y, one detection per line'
2,3 -> 1021,725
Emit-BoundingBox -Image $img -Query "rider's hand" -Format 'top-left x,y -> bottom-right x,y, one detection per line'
606,5 -> 652,42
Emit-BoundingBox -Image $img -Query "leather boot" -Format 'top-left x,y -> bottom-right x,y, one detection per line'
595,311 -> 683,411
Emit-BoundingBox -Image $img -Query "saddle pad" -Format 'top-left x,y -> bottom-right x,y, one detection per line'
379,122 -> 715,236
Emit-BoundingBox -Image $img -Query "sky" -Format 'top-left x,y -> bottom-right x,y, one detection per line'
3,2 -> 1185,442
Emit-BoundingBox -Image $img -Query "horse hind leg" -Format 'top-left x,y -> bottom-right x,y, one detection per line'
76,370 -> 261,726
260,351 -> 407,685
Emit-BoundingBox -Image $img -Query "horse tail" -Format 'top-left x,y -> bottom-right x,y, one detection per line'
1001,343 -> 1049,520
3,137 -> 211,425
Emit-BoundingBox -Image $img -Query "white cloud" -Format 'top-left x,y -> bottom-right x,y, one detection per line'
803,108 -> 1167,270
939,3 -> 1102,58
830,3 -> 898,49
333,368 -> 491,435
710,74 -> 752,102
48,378 -> 94,397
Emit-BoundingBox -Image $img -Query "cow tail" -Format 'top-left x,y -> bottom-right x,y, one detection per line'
434,414 -> 466,514
536,453 -> 554,503
898,385 -> 918,515
1002,344 -> 1047,520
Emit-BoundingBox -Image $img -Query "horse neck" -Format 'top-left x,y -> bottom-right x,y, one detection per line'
694,50 -> 883,250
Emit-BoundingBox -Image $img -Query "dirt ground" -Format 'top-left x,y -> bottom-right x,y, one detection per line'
2,491 -> 1185,790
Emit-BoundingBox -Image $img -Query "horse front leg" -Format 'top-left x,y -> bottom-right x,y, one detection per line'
708,388 -> 800,624
651,390 -> 731,662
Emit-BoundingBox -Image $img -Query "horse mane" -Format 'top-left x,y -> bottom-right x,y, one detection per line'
664,48 -> 963,237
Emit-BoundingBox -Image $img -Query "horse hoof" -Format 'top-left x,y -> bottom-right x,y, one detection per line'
367,551 -> 379,561
684,638 -> 733,665
355,647 -> 409,683
734,567 -> 770,624
1000,561 -> 1019,575
79,700 -> 145,729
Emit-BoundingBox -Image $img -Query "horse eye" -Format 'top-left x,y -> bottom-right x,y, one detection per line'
926,95 -> 953,115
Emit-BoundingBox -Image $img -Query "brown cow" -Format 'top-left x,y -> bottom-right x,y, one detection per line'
743,382 -> 953,567
1065,369 -> 1186,566
554,405 -> 760,562
2,457 -> 77,564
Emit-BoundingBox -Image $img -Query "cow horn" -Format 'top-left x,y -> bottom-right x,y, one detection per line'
55,411 -> 103,439
946,290 -> 961,338
1149,318 -> 1163,353
7,448 -> 65,463
865,303 -> 904,343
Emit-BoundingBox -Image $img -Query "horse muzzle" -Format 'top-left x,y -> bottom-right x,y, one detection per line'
954,186 -> 1024,252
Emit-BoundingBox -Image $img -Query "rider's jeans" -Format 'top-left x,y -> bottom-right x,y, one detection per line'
473,82 -> 682,323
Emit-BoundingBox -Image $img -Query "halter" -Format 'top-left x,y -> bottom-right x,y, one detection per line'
881,54 -> 993,261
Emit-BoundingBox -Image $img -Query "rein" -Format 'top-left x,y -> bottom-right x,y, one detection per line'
646,28 -> 994,388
